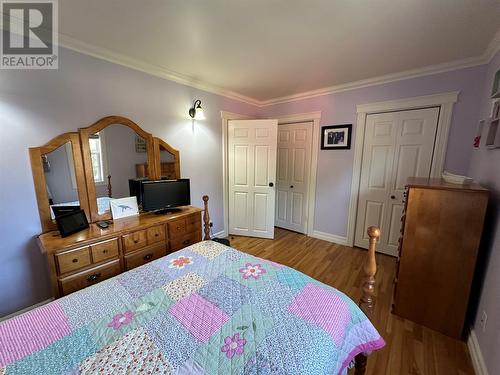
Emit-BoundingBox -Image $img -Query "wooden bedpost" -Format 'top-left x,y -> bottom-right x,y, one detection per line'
107,175 -> 112,198
354,226 -> 381,375
202,195 -> 210,240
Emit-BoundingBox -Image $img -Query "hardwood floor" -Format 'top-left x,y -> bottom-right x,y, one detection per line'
228,228 -> 475,375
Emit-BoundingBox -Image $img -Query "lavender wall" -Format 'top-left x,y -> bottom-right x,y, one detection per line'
259,66 -> 486,238
0,47 -> 258,317
468,50 -> 500,375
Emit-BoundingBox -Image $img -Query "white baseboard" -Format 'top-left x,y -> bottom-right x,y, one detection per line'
211,230 -> 227,239
468,328 -> 489,375
0,298 -> 54,322
310,230 -> 349,246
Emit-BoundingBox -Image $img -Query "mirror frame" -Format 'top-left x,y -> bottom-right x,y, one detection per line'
152,137 -> 181,180
29,132 -> 90,232
79,116 -> 155,222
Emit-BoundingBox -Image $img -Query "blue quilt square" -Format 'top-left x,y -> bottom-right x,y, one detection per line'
145,311 -> 198,370
198,275 -> 251,316
117,263 -> 174,299
248,315 -> 336,375
60,279 -> 134,329
250,281 -> 296,318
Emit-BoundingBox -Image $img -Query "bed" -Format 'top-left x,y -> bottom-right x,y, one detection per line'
0,230 -> 383,375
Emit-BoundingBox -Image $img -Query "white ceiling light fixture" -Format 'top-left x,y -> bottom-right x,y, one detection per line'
189,100 -> 205,120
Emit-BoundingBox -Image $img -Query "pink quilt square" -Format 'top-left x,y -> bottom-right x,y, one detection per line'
0,302 -> 71,366
288,283 -> 351,345
169,293 -> 229,342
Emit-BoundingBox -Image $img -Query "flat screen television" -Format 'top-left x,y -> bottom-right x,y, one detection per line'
141,179 -> 191,213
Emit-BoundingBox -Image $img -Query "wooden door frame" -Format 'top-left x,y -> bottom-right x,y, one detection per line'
347,91 -> 459,247
221,111 -> 321,238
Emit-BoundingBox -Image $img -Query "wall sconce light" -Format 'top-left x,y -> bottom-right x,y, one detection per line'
189,100 -> 205,120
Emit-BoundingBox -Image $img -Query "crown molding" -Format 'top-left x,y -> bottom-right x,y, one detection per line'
4,6 -> 495,109
258,56 -> 487,107
58,34 -> 261,107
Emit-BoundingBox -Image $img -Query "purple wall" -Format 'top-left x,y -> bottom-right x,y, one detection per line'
259,66 -> 486,237
0,47 -> 258,317
468,50 -> 500,375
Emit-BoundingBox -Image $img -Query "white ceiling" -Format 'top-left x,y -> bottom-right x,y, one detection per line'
56,1 -> 500,103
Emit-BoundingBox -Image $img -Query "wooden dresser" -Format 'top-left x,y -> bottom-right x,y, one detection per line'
37,206 -> 202,298
393,178 -> 488,339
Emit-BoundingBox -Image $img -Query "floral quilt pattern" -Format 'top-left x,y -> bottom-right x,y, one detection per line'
0,241 -> 384,374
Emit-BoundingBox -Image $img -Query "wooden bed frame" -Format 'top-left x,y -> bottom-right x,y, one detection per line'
201,195 -> 381,375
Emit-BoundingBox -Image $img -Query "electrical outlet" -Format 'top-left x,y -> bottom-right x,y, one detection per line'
480,311 -> 488,332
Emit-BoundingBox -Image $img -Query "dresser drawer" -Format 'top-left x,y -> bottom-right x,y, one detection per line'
169,232 -> 201,253
186,214 -> 201,233
147,225 -> 166,244
122,230 -> 148,253
59,260 -> 121,295
168,219 -> 186,238
125,244 -> 166,270
56,247 -> 91,275
91,238 -> 119,263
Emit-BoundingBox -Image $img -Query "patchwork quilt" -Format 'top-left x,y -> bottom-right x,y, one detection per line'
0,241 -> 384,374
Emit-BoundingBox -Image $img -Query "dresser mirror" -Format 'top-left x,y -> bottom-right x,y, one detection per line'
89,125 -> 150,214
30,116 -> 181,231
80,116 -> 155,222
29,133 -> 90,232
153,137 -> 180,180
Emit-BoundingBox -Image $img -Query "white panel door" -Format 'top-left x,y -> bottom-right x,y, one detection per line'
228,119 -> 278,239
275,122 -> 312,233
355,107 -> 439,255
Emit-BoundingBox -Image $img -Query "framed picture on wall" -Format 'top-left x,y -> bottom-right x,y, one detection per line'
321,124 -> 352,150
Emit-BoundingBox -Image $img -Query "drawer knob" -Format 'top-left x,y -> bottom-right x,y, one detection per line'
102,249 -> 108,253
134,240 -> 139,243
143,254 -> 153,261
87,273 -> 101,282
155,233 -> 159,237
182,240 -> 190,245
72,258 -> 78,263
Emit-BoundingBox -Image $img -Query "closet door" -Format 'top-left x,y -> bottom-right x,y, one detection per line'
354,107 -> 439,255
275,122 -> 313,234
228,120 -> 278,239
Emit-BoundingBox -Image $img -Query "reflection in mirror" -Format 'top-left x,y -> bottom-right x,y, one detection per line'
159,146 -> 176,179
90,124 -> 149,214
43,142 -> 80,219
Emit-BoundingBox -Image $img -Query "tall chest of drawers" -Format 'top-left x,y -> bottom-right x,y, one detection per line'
37,206 -> 203,298
393,178 -> 488,339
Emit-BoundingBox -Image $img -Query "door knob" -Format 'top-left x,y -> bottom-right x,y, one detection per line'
269,182 -> 274,187
290,185 -> 294,188
391,195 -> 396,199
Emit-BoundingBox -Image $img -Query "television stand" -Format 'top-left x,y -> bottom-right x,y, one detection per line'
153,207 -> 182,215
